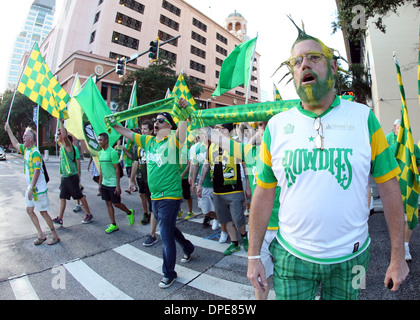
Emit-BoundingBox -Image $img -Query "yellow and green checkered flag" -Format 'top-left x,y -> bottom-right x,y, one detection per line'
393,52 -> 419,230
17,43 -> 70,119
169,73 -> 197,123
273,83 -> 283,101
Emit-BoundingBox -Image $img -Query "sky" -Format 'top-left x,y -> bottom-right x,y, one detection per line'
0,0 -> 347,101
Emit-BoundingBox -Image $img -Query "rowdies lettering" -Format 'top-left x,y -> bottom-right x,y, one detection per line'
281,148 -> 353,190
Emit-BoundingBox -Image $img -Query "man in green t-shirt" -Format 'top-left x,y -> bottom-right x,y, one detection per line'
111,98 -> 195,289
98,132 -> 134,234
4,123 -> 60,245
53,119 -> 93,226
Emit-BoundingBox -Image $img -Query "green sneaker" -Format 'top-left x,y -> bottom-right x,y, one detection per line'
223,243 -> 240,256
127,209 -> 135,226
184,212 -> 194,220
105,224 -> 119,234
241,235 -> 249,252
177,209 -> 183,218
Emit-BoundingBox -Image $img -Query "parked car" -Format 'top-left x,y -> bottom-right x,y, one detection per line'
0,147 -> 6,161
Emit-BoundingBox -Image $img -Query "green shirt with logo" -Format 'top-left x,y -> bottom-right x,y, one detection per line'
133,131 -> 182,200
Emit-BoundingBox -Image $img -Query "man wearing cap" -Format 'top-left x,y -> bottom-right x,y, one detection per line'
111,98 -> 195,289
247,18 -> 408,299
385,119 -> 401,147
199,123 -> 249,256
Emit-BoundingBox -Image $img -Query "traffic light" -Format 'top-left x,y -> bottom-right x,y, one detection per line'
148,37 -> 160,63
116,58 -> 126,77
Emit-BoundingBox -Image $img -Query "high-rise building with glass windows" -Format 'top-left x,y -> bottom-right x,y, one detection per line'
5,0 -> 55,90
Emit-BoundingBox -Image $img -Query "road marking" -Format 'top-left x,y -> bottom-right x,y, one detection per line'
114,244 -> 275,300
9,275 -> 39,300
155,231 -> 248,257
64,260 -> 133,300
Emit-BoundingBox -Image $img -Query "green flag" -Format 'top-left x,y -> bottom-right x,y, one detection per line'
126,81 -> 138,129
212,37 -> 257,97
393,53 -> 419,230
73,76 -> 120,152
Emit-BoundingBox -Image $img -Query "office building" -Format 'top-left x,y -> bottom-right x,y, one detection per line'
6,0 -> 55,90
41,0 -> 261,110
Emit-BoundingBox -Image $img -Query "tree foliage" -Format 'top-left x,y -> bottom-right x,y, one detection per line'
335,63 -> 371,104
114,56 -> 203,110
0,90 -> 52,147
333,0 -> 420,41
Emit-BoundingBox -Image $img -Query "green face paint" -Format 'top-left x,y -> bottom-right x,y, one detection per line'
294,61 -> 335,106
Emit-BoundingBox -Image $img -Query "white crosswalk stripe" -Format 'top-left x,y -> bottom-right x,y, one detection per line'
9,275 -> 39,300
5,221 -> 274,300
64,260 -> 133,300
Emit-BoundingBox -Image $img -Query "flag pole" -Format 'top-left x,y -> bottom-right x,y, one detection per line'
37,105 -> 40,148
245,34 -> 258,105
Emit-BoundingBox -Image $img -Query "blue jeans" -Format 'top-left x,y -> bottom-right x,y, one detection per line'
152,199 -> 194,279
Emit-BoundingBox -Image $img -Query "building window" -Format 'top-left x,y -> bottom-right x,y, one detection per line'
90,31 -> 96,44
216,33 -> 228,45
109,52 -> 137,64
98,0 -> 104,5
112,31 -> 139,50
115,12 -> 142,31
190,45 -> 206,59
251,85 -> 258,93
192,18 -> 207,32
216,45 -> 227,57
162,0 -> 181,17
158,30 -> 178,47
191,76 -> 205,84
94,12 -> 100,24
190,60 -> 205,74
216,57 -> 223,66
160,48 -> 177,63
101,83 -> 108,100
119,0 -> 145,14
215,70 -> 220,78
160,14 -> 179,31
191,31 -> 206,45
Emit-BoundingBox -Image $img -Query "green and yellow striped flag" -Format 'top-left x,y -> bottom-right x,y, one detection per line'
17,43 -> 70,119
169,73 -> 197,123
273,83 -> 283,101
393,52 -> 419,230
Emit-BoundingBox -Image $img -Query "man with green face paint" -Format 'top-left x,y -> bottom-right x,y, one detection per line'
247,18 -> 409,299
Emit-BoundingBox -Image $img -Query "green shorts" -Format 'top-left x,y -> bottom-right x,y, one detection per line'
270,239 -> 370,300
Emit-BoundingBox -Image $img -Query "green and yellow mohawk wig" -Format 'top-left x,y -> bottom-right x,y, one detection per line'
273,15 -> 348,84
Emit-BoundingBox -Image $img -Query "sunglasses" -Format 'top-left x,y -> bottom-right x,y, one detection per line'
313,117 -> 324,150
286,52 -> 325,68
153,118 -> 171,125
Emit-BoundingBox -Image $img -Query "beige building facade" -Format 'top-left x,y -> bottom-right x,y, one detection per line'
344,4 -> 420,142
41,0 -> 261,111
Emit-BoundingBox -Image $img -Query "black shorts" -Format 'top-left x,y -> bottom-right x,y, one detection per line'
136,178 -> 151,197
101,185 -> 121,204
182,178 -> 191,200
60,174 -> 84,200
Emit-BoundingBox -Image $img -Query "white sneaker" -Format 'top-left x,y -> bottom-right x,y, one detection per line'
219,231 -> 228,243
244,209 -> 249,217
405,245 -> 412,262
212,219 -> 220,231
